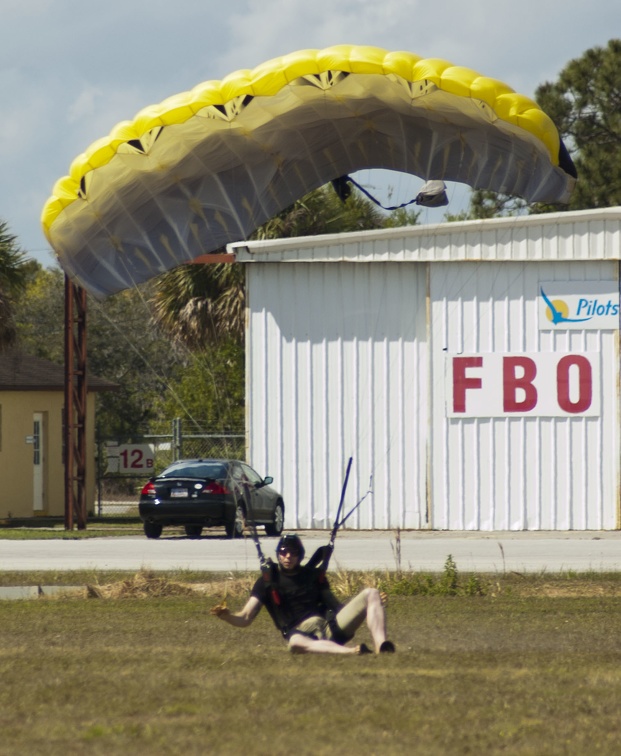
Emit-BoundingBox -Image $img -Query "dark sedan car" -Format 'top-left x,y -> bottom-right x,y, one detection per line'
138,458 -> 285,539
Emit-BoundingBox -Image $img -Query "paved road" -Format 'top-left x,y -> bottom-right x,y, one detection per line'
2,530 -> 621,573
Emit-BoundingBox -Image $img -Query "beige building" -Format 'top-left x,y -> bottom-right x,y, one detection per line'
0,352 -> 116,519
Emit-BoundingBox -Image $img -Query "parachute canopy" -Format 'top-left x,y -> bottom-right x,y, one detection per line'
41,45 -> 577,298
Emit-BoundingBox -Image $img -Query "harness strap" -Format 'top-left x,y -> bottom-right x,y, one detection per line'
261,561 -> 297,637
325,610 -> 347,645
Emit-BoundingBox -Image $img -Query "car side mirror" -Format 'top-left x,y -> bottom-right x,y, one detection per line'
256,476 -> 273,489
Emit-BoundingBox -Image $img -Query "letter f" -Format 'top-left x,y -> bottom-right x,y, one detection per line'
453,357 -> 483,413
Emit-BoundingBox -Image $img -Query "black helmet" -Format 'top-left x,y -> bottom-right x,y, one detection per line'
276,533 -> 305,561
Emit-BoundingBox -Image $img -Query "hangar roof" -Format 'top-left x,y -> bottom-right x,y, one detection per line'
230,207 -> 621,265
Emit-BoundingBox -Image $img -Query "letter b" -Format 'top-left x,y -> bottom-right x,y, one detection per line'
503,357 -> 537,412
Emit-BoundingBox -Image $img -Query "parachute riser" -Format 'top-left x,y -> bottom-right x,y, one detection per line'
308,456 -> 357,573
241,481 -> 269,568
242,483 -> 283,607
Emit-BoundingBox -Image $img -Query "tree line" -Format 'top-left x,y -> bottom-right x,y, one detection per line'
1,39 -> 620,440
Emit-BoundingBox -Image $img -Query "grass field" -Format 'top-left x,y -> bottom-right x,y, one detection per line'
1,568 -> 621,755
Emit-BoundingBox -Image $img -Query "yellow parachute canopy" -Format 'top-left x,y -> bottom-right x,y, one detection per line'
41,45 -> 576,298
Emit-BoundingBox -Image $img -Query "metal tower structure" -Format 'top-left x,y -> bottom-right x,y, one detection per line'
64,275 -> 88,530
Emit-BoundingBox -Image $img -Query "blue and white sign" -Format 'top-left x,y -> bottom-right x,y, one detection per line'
539,280 -> 619,330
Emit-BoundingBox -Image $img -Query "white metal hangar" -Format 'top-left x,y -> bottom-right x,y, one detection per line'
232,207 -> 621,531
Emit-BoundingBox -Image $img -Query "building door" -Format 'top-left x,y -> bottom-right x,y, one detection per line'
33,413 -> 44,512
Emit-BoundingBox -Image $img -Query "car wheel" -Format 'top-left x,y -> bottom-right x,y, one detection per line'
184,525 -> 203,539
225,504 -> 245,539
265,502 -> 284,536
144,522 -> 162,539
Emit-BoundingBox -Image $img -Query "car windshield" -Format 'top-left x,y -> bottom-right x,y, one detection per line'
160,463 -> 227,480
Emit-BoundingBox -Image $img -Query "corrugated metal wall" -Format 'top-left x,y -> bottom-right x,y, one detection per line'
247,262 -> 428,530
429,260 -> 619,530
241,208 -> 621,531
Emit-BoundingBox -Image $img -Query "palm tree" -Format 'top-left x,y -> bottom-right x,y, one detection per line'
151,259 -> 245,350
0,221 -> 29,350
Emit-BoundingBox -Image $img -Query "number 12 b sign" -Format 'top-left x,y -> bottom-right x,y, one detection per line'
447,353 -> 600,417
107,444 -> 155,474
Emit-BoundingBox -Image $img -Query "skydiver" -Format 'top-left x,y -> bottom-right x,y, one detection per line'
211,533 -> 395,655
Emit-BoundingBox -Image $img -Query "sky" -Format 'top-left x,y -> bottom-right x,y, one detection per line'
2,0 -> 619,269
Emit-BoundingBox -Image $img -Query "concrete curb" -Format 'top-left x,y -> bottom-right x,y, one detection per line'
0,585 -> 84,600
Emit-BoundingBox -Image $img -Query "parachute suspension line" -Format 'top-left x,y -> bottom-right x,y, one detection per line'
346,259 -> 398,529
336,474 -> 374,531
324,230 -> 520,536
87,293 -> 206,432
309,456 -> 354,571
83,258 -> 208,428
340,174 -> 486,481
328,173 -> 448,528
243,483 -> 268,568
94,252 -> 244,435
126,267 -> 219,393
242,481 -> 283,611
241,479 -> 284,604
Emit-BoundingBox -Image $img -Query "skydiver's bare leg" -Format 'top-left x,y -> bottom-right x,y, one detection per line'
288,634 -> 363,655
336,588 -> 389,653
364,588 -> 388,653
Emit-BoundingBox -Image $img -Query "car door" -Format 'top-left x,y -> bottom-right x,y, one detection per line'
241,463 -> 272,521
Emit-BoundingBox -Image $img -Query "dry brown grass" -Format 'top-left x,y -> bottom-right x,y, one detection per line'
83,570 -> 255,601
42,566 -> 621,604
492,578 -> 621,598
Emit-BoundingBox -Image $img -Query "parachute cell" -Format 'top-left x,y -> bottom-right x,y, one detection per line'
41,45 -> 577,298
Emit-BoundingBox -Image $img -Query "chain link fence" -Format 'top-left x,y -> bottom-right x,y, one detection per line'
96,420 -> 245,517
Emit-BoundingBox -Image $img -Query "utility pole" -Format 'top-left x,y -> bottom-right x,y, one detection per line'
172,417 -> 183,461
64,275 -> 88,530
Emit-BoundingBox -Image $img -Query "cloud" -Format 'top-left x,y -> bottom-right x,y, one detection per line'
67,86 -> 103,124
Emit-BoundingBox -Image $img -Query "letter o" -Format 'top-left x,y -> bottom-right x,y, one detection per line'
557,355 -> 592,413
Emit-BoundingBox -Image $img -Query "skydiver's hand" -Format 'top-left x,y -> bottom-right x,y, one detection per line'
210,601 -> 230,618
